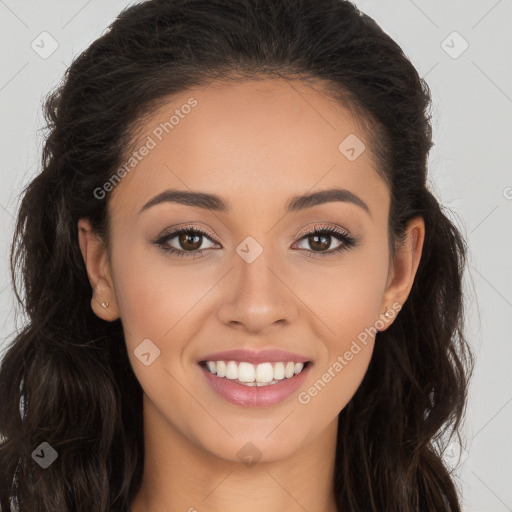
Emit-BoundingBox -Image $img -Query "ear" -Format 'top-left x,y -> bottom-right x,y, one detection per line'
378,216 -> 425,331
78,217 -> 120,322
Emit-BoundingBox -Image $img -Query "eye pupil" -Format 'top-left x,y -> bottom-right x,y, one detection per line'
179,232 -> 202,250
309,233 -> 331,251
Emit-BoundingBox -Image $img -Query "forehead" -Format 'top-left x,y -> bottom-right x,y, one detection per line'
108,77 -> 389,220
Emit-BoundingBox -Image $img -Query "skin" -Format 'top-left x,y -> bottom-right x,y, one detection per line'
78,77 -> 425,512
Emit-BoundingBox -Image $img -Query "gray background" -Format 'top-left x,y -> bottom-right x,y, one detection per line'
0,1 -> 511,511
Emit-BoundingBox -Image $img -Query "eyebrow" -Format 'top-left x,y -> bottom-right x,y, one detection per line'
139,187 -> 371,217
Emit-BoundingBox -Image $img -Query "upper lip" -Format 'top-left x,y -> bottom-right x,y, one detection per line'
199,348 -> 311,365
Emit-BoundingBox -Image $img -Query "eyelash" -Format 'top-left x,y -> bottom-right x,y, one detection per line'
153,223 -> 358,259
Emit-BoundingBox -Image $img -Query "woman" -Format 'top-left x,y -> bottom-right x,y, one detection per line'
0,0 -> 473,510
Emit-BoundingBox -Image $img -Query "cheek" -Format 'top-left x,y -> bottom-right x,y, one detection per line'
111,241 -> 210,341
298,233 -> 390,337
299,344 -> 374,421
110,245 -> 209,409
294,236 -> 388,412
110,241 -> 224,397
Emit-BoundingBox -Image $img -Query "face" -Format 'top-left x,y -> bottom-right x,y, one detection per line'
79,77 -> 423,464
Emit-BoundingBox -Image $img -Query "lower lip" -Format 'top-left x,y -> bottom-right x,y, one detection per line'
199,363 -> 312,408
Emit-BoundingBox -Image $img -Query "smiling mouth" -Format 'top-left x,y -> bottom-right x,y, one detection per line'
198,360 -> 312,386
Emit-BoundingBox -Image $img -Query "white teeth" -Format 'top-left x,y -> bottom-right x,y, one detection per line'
238,362 -> 256,382
284,362 -> 295,378
225,361 -> 238,379
216,361 -> 226,378
202,359 -> 308,385
273,362 -> 285,380
255,362 -> 274,383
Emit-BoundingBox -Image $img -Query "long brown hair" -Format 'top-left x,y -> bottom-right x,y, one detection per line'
0,0 -> 473,510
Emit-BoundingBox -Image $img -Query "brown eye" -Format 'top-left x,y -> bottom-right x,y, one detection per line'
300,232 -> 339,252
176,232 -> 203,251
154,227 -> 218,258
292,226 -> 357,256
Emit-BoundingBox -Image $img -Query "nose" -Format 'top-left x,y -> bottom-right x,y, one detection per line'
216,251 -> 297,334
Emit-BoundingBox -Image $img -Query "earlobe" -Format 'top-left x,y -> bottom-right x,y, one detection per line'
90,289 -> 120,322
78,218 -> 120,322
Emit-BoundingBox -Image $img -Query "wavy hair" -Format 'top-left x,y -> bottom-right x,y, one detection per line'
0,0 -> 473,510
